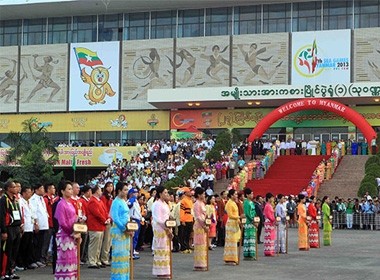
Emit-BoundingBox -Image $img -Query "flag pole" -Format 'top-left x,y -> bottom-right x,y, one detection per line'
72,154 -> 76,182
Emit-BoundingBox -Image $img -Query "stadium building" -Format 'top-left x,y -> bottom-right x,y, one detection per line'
0,0 -> 379,170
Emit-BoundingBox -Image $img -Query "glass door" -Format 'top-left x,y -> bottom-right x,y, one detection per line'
270,134 -> 286,142
320,133 -> 330,142
294,133 -> 312,141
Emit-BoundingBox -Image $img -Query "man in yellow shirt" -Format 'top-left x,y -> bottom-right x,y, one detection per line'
179,187 -> 194,254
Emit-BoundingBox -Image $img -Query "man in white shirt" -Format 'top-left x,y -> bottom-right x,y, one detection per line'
29,184 -> 49,267
17,186 -> 38,270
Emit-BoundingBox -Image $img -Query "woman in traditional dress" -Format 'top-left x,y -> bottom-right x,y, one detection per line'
54,180 -> 81,280
215,161 -> 222,180
100,182 -> 114,266
193,187 -> 208,271
307,195 -> 319,248
297,194 -> 309,250
243,188 -> 256,260
110,182 -> 132,280
263,192 -> 277,256
223,189 -> 241,265
205,195 -> 217,250
322,196 -> 332,246
152,186 -> 173,279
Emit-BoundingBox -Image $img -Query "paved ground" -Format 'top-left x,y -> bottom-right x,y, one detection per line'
18,228 -> 379,280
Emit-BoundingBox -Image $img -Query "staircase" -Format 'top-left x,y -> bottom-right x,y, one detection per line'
317,155 -> 369,199
246,155 -> 329,197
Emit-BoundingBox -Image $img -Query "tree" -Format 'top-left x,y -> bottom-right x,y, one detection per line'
0,117 -> 63,186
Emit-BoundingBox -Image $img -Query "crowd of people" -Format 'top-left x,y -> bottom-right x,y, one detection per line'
0,136 -> 378,280
248,136 -> 377,157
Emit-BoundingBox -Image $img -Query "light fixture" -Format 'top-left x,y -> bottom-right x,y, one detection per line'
374,98 -> 380,102
195,103 -> 200,106
188,103 -> 193,106
247,101 -> 253,105
255,101 -> 261,105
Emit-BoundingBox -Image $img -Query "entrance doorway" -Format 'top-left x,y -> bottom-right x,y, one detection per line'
270,134 -> 286,142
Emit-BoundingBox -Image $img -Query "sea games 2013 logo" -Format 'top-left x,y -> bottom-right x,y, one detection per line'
294,38 -> 349,78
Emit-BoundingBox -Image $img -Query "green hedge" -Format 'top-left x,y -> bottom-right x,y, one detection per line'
206,130 -> 232,161
164,157 -> 203,190
359,153 -> 380,197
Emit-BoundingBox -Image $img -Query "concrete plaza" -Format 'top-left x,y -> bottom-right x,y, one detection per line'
21,228 -> 379,280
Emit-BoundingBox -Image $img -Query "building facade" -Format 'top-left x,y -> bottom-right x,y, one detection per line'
0,0 -> 379,158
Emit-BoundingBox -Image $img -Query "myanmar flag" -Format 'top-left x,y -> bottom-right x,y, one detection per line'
74,47 -> 103,66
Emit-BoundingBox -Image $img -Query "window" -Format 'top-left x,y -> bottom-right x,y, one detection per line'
178,9 -> 204,38
147,130 -> 170,141
205,7 -> 232,36
23,18 -> 47,45
96,131 -> 120,144
98,14 -> 123,42
122,131 -> 145,142
47,132 -> 70,145
323,0 -> 352,30
293,1 -> 322,31
0,19 -> 22,46
234,5 -> 261,35
354,0 -> 380,28
72,15 -> 97,43
263,3 -> 291,33
151,10 -> 176,39
124,12 -> 149,40
48,17 -> 71,44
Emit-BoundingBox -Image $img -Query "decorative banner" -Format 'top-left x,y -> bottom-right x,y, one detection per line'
0,146 -> 144,167
19,44 -> 68,112
0,46 -> 18,113
248,99 -> 377,144
0,111 -> 169,133
232,33 -> 288,86
69,42 -> 120,111
291,29 -> 351,85
170,106 -> 380,129
121,39 -> 173,110
353,27 -> 380,82
176,36 -> 230,88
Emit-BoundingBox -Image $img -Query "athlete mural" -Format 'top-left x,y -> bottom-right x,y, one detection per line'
232,33 -> 288,86
0,47 -> 25,113
19,44 -> 67,112
353,27 -> 380,82
122,39 -> 173,110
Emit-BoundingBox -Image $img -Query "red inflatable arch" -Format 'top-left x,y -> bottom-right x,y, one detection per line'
248,98 -> 377,144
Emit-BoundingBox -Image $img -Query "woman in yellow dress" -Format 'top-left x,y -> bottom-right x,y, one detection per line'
297,194 -> 309,250
223,189 -> 241,265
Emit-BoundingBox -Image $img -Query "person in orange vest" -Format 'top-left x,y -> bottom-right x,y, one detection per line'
179,187 -> 194,254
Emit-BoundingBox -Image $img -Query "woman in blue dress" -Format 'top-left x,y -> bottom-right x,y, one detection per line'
110,182 -> 133,280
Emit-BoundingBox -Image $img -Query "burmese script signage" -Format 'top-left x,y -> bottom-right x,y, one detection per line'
220,83 -> 380,100
0,146 -> 143,167
148,82 -> 380,105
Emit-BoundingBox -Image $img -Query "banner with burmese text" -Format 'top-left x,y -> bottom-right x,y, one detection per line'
0,146 -> 145,167
170,106 -> 380,129
0,111 -> 169,133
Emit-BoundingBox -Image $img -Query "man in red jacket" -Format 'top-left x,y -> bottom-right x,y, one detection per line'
42,183 -> 58,263
86,186 -> 110,269
78,185 -> 91,265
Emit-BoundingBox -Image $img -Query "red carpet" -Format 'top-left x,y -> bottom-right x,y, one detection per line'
247,155 -> 329,197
